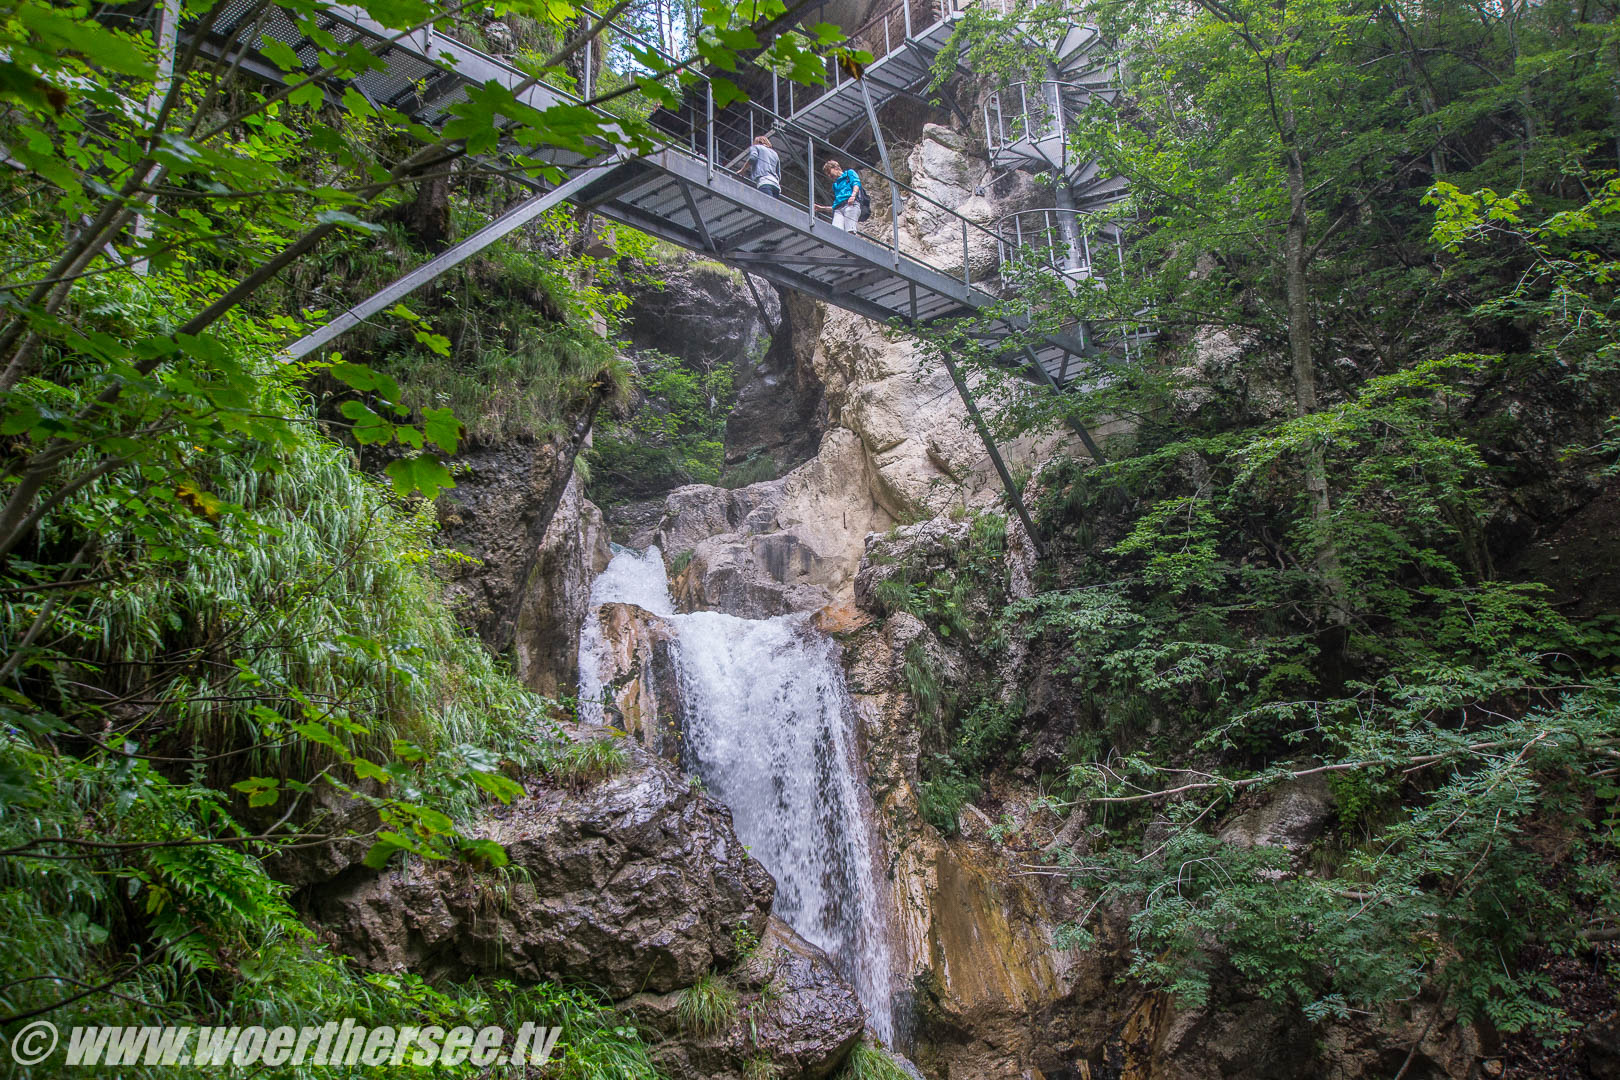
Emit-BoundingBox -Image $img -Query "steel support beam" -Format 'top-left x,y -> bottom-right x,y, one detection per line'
857,79 -> 902,221
939,349 -> 1045,558
1021,343 -> 1106,463
282,166 -> 607,361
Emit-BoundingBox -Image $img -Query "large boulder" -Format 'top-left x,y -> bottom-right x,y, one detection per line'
1217,772 -> 1337,861
588,602 -> 685,761
306,750 -> 775,996
624,916 -> 865,1080
511,472 -> 612,696
613,428 -> 894,617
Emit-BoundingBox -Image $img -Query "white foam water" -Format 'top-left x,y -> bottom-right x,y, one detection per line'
576,545 -> 675,724
577,546 -> 896,1044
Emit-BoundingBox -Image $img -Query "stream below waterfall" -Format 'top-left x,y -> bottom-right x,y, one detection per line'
578,546 -> 896,1045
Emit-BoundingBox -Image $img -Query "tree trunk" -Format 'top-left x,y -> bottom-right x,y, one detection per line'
1281,110 -> 1348,624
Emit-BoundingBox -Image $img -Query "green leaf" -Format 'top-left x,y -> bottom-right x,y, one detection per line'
260,37 -> 304,73
470,769 -> 524,804
459,838 -> 509,867
288,81 -> 326,109
384,456 -> 455,499
352,758 -> 392,784
361,839 -> 404,869
339,400 -> 394,444
421,408 -> 462,454
342,86 -> 376,118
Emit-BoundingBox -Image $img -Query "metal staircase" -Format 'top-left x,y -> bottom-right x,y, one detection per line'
978,5 -> 1150,366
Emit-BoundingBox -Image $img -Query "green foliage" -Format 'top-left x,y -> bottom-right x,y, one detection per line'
669,548 -> 697,576
731,922 -> 762,962
320,216 -> 637,446
590,347 -> 737,502
675,971 -> 737,1035
907,0 -> 1620,1042
837,1040 -> 912,1080
918,758 -> 980,835
722,453 -> 779,489
544,733 -> 631,786
744,1053 -> 785,1080
877,513 -> 1027,833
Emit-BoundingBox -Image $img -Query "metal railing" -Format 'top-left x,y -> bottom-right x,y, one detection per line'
642,86 -> 1006,289
771,0 -> 968,120
983,79 -> 1112,164
995,207 -> 1123,281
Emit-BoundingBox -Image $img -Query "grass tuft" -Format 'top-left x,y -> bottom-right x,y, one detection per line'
546,735 -> 630,786
839,1040 -> 913,1080
676,971 -> 737,1035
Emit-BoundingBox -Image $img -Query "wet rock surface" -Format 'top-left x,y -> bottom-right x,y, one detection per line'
625,917 -> 865,1080
511,473 -> 612,696
306,746 -> 774,997
589,601 -> 685,761
619,256 -> 825,477
435,440 -> 610,696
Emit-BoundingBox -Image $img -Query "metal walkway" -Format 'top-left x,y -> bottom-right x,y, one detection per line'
206,0 -> 1112,384
770,0 -> 970,140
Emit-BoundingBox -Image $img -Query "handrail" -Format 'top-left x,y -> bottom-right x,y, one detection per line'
773,0 -> 969,122
994,207 -> 1123,279
667,91 -> 1007,287
983,79 -> 1114,158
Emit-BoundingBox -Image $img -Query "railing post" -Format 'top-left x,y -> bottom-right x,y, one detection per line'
903,0 -> 912,39
705,80 -> 715,180
961,217 -> 970,286
891,185 -> 901,267
1019,82 -> 1030,141
583,36 -> 592,99
772,72 -> 779,116
808,135 -> 816,230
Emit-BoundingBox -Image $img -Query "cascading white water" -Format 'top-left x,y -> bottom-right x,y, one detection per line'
576,544 -> 676,725
578,546 -> 895,1044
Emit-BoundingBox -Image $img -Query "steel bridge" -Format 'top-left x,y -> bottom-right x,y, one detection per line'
183,0 -> 1131,389
175,0 -> 1150,539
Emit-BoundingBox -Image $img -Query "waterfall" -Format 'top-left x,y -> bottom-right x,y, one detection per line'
578,546 -> 896,1045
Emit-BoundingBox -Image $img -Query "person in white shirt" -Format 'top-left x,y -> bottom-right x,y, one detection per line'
737,135 -> 781,199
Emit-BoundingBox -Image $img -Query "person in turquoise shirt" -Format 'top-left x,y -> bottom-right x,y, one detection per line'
815,158 -> 862,232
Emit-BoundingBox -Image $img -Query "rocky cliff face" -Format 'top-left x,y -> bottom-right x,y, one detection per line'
302,734 -> 866,1079
619,255 -> 826,476
435,425 -> 613,698
567,116 -> 1497,1080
